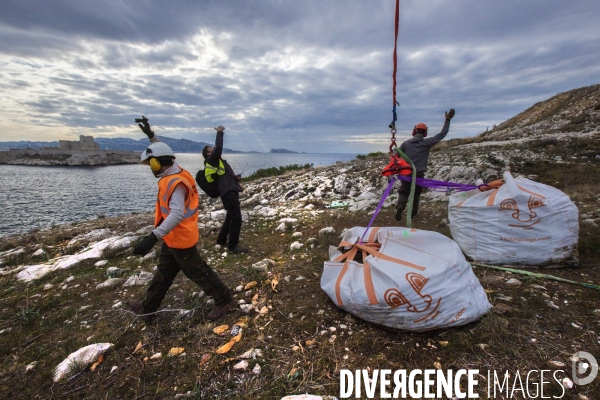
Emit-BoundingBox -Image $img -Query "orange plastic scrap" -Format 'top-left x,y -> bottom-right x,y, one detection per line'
231,333 -> 243,343
479,179 -> 504,191
168,347 -> 185,356
199,353 -> 212,366
213,325 -> 230,335
132,341 -> 143,354
216,329 -> 243,354
216,341 -> 235,354
244,281 -> 257,290
90,355 -> 104,372
270,277 -> 279,292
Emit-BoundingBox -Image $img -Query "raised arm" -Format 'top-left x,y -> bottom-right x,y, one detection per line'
206,127 -> 225,165
135,115 -> 161,143
424,109 -> 455,147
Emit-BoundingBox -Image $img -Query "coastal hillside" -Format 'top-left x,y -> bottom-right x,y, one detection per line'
0,84 -> 599,398
480,83 -> 600,140
425,83 -> 600,190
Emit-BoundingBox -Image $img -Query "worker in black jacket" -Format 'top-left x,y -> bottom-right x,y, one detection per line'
201,126 -> 248,254
395,109 -> 455,221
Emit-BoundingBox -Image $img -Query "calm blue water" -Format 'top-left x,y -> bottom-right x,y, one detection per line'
0,153 -> 357,237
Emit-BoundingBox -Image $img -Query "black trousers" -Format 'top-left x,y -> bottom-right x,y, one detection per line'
217,191 -> 242,249
396,171 -> 425,216
142,242 -> 232,313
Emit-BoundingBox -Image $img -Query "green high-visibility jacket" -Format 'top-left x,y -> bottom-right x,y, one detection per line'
205,159 -> 226,183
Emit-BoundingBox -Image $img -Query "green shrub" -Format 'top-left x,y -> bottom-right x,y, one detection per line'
356,151 -> 385,160
243,163 -> 313,181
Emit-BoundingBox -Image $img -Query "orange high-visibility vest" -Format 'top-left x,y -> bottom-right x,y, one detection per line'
154,167 -> 199,249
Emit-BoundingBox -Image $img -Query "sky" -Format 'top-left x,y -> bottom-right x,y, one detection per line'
1,1 -> 599,153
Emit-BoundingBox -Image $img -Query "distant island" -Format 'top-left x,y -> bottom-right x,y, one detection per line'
0,134 -> 254,166
270,148 -> 300,154
0,135 -> 139,166
0,137 -> 318,164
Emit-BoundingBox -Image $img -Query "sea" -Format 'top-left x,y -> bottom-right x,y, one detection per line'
0,152 -> 357,238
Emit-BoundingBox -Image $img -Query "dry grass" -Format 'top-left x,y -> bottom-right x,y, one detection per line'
0,199 -> 599,399
1,144 -> 600,399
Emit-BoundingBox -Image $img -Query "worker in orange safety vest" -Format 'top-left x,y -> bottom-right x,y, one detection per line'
128,116 -> 235,323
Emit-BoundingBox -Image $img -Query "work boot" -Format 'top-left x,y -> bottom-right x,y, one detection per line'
207,300 -> 236,321
394,207 -> 404,222
229,244 -> 248,254
128,300 -> 155,324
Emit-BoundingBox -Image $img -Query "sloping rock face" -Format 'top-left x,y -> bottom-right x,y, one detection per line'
480,83 -> 600,141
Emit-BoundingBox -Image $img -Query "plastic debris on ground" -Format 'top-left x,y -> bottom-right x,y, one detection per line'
214,318 -> 247,354
325,200 -> 350,208
168,347 -> 185,356
53,343 -> 114,382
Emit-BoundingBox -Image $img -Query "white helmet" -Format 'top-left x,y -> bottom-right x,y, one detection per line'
140,142 -> 174,164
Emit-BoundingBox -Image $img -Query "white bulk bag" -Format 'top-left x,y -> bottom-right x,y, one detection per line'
448,171 -> 579,266
321,226 -> 491,332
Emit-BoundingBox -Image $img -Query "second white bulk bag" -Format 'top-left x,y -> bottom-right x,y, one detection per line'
321,226 -> 491,332
448,171 -> 579,266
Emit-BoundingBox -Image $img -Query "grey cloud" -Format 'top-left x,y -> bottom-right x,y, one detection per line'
1,0 -> 600,151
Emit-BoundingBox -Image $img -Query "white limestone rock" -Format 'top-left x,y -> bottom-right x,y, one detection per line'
32,249 -> 48,258
122,271 -> 154,287
252,259 -> 276,271
106,267 -> 125,277
67,229 -> 114,248
210,210 -> 227,221
279,217 -> 298,225
318,227 -> 335,236
96,278 -> 123,289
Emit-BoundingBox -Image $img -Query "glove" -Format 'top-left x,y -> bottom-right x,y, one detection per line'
445,108 -> 455,121
214,126 -> 225,132
133,232 -> 158,256
135,115 -> 155,139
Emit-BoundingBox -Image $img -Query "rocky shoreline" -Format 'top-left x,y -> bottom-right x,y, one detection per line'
0,149 -> 140,166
